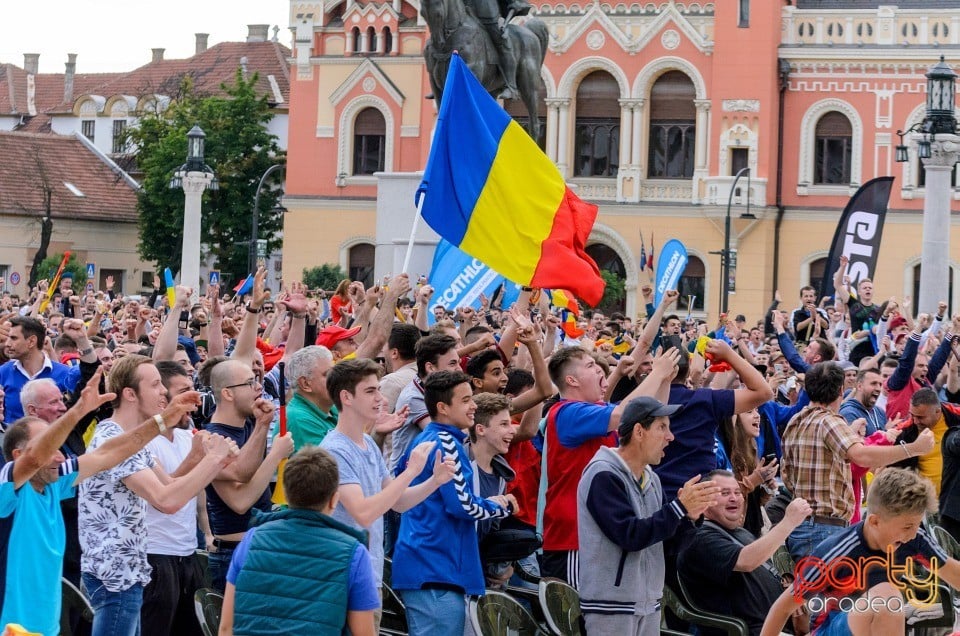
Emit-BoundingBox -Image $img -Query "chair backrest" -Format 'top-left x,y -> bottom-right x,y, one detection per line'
469,590 -> 546,636
193,587 -> 224,636
538,579 -> 582,636
932,524 -> 960,561
381,582 -> 408,634
60,577 -> 94,636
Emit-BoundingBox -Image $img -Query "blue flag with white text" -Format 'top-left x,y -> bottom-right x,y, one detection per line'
428,239 -> 517,324
654,239 -> 689,306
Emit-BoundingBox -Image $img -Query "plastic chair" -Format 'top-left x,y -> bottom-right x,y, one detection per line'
195,549 -> 212,589
663,584 -> 748,636
59,577 -> 94,636
932,524 -> 960,561
469,590 -> 548,635
193,587 -> 224,636
537,579 -> 582,636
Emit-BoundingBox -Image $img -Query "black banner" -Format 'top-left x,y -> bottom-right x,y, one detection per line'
820,177 -> 895,301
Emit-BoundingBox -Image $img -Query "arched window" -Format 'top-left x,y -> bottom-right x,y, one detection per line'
585,243 -> 625,313
367,27 -> 377,53
349,243 -> 375,289
814,112 -> 852,184
383,27 -> 393,54
574,71 -> 620,177
677,256 -> 705,312
353,108 -> 386,175
504,74 -> 547,150
808,257 -> 828,296
352,27 -> 362,53
648,71 -> 696,179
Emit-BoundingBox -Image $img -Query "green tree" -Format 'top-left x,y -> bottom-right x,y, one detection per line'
594,270 -> 625,314
36,253 -> 86,294
302,264 -> 348,291
129,70 -> 285,282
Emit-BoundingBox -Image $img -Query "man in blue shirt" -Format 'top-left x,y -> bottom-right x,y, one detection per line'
0,369 -> 202,635
1,316 -> 82,425
392,370 -> 515,636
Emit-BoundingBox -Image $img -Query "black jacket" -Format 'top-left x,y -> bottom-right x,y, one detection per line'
933,403 -> 960,521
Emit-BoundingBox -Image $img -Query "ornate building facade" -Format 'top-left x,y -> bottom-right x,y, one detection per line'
282,0 -> 960,321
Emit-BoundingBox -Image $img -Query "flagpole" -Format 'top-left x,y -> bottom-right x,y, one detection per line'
401,194 -> 425,275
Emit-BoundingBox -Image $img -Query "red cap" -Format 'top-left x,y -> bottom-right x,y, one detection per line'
316,325 -> 361,349
890,315 -> 907,330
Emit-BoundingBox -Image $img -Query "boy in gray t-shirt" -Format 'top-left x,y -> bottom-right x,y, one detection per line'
322,360 -> 455,608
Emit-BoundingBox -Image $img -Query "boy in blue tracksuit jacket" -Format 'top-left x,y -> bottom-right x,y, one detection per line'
392,370 -> 513,636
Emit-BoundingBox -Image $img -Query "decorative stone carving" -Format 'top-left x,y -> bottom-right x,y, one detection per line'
661,29 -> 680,50
586,29 -> 605,50
362,77 -> 376,92
722,99 -> 760,113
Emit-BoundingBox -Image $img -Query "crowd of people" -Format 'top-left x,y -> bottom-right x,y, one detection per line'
4,255 -> 960,636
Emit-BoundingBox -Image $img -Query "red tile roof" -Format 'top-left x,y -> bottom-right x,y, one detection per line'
0,39 -> 290,119
0,131 -> 139,223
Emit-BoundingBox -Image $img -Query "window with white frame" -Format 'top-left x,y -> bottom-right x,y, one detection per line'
353,108 -> 386,175
813,112 -> 852,185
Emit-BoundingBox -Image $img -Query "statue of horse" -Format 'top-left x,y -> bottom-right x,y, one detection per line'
422,0 -> 549,141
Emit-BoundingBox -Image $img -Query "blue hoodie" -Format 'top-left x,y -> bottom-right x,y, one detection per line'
391,422 -> 509,596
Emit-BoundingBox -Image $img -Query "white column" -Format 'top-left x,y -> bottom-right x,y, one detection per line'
179,171 -> 214,300
919,136 -> 960,314
693,99 -> 711,171
545,98 -> 560,163
360,30 -> 369,53
346,29 -> 355,55
556,98 -> 571,177
617,99 -> 633,170
632,99 -> 645,169
377,29 -> 386,54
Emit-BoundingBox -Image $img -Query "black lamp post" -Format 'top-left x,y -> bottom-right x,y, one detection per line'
249,163 -> 286,274
896,56 -> 958,164
718,167 -> 757,315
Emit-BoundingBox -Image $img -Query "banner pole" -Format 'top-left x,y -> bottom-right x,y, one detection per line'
401,195 -> 425,275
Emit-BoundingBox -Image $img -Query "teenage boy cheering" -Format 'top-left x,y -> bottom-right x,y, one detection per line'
391,370 -> 517,635
321,359 -> 455,631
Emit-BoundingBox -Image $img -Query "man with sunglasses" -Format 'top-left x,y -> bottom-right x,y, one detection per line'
204,359 -> 294,591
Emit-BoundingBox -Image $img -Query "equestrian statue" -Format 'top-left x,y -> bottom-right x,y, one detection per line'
422,0 -> 549,140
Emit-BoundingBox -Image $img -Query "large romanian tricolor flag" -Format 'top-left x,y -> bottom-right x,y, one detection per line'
417,54 -> 605,306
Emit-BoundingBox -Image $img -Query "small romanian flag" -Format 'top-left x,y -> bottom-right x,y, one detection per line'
550,289 -> 579,316
418,55 -> 605,307
561,310 -> 584,339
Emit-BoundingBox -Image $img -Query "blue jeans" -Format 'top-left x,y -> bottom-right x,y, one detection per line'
787,519 -> 846,562
400,588 -> 466,636
82,572 -> 143,636
207,546 -> 235,593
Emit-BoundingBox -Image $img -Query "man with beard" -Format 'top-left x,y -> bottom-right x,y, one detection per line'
540,346 -> 681,584
78,356 -> 239,636
204,359 -> 295,591
839,368 -> 887,437
140,361 -> 214,636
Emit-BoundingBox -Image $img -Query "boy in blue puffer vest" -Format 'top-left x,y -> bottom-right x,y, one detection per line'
218,446 -> 380,636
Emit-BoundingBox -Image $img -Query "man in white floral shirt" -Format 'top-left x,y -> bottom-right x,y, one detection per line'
0,369 -> 202,636
79,355 -> 239,636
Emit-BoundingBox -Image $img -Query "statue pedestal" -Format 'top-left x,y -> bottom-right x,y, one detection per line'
374,172 -> 440,278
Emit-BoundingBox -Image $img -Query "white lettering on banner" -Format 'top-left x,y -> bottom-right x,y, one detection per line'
657,251 -> 687,296
841,209 -> 879,288
438,259 -> 490,307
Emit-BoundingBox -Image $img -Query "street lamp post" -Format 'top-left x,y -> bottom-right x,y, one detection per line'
170,125 -> 218,297
249,163 -> 285,274
719,167 -> 757,315
895,56 -> 959,314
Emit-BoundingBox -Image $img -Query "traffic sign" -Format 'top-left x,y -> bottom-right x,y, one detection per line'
8,272 -> 20,286
209,270 -> 220,286
86,263 -> 96,279
86,282 -> 94,292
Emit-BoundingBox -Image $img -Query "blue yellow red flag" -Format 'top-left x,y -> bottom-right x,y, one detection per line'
416,54 -> 604,306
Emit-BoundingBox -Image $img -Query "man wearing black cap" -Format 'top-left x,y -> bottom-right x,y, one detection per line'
576,396 -> 720,636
